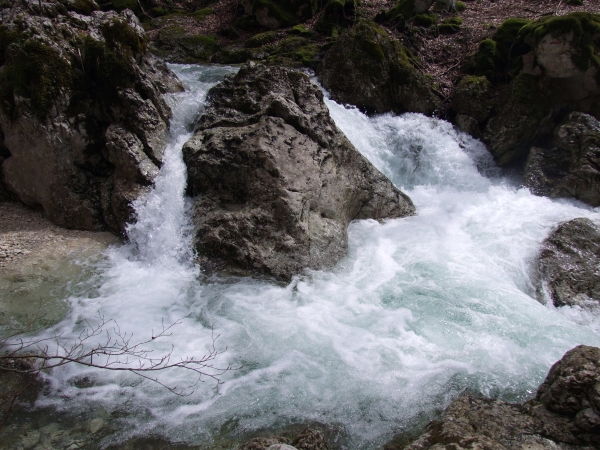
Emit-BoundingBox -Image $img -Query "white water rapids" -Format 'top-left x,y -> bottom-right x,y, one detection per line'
28,65 -> 600,448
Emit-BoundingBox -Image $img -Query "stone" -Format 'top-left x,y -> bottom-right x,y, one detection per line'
183,62 -> 415,280
387,345 -> 600,450
523,112 -> 600,206
536,218 -> 600,308
267,446 -> 298,450
452,76 -> 493,124
317,19 -> 440,116
482,74 -> 555,166
241,437 -> 292,450
0,0 -> 183,234
293,428 -> 327,450
241,0 -> 319,29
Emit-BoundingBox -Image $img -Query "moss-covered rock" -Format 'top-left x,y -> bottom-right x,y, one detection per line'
438,16 -> 462,34
0,29 -> 73,120
483,74 -> 555,165
244,31 -> 278,48
318,19 -> 440,115
315,0 -> 357,36
153,25 -> 219,62
242,0 -> 319,29
0,1 -> 182,232
413,13 -> 435,28
452,75 -> 493,126
383,0 -> 436,22
466,18 -> 532,81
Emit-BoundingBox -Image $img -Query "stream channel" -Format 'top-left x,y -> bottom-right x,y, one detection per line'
3,64 -> 600,449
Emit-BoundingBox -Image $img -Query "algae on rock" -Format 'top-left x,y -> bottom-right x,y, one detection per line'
0,0 -> 182,232
318,19 -> 440,115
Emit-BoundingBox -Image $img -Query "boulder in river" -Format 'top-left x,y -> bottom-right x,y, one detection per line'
385,345 -> 600,450
536,217 -> 600,308
524,112 -> 600,206
0,0 -> 183,233
183,62 -> 415,280
317,19 -> 440,116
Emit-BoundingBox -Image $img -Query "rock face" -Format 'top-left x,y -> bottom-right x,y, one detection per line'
387,345 -> 600,450
0,0 -> 183,233
536,218 -> 600,308
241,0 -> 319,29
240,428 -> 328,450
524,112 -> 600,206
183,63 -> 415,280
458,13 -> 600,167
317,20 -> 440,116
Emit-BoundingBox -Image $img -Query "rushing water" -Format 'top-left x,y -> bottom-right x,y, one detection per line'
20,65 -> 600,448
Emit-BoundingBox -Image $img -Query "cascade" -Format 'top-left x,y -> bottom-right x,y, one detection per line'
24,66 -> 600,449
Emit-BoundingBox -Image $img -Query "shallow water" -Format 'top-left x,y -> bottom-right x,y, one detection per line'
8,65 -> 600,449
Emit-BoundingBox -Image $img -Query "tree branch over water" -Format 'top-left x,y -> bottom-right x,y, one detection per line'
1,312 -> 233,398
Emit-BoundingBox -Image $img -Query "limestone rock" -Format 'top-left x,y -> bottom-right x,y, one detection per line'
183,63 -> 415,280
536,218 -> 600,308
482,74 -> 555,166
523,112 -> 600,206
0,0 -> 183,233
387,345 -> 600,450
292,429 -> 327,450
317,20 -> 440,116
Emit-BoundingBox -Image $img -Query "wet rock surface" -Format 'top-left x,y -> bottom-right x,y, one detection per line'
524,112 -> 600,206
317,19 -> 440,116
183,62 -> 415,280
387,345 -> 600,450
536,218 -> 600,309
0,0 -> 183,234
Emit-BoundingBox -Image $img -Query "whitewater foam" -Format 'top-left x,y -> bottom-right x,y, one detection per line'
27,67 -> 600,449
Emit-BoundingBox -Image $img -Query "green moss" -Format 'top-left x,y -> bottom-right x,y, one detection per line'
250,0 -> 318,27
190,8 -> 213,19
101,18 -> 146,54
71,0 -> 100,15
413,13 -> 435,27
508,73 -> 551,121
467,17 -> 533,81
445,17 -> 463,26
315,0 -> 356,34
455,1 -> 466,12
294,43 -> 319,66
289,24 -> 316,38
212,47 -> 250,64
157,26 -> 219,61
112,0 -> 138,12
234,15 -> 263,32
150,6 -> 168,17
385,0 -> 415,21
74,36 -> 136,101
519,12 -> 600,72
0,33 -> 73,120
245,31 -> 277,48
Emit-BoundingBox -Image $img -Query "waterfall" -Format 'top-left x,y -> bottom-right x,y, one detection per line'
30,66 -> 600,449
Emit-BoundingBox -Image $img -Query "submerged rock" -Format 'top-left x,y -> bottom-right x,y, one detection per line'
0,0 -> 183,233
183,62 -> 415,280
317,20 -> 440,115
536,218 -> 600,308
524,112 -> 600,206
386,345 -> 600,450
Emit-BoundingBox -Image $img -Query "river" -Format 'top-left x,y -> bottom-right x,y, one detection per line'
9,64 -> 600,449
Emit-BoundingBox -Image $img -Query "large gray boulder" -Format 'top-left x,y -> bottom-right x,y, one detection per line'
386,345 -> 600,450
524,112 -> 600,206
317,20 -> 440,116
183,63 -> 415,280
0,0 -> 183,233
536,218 -> 600,308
